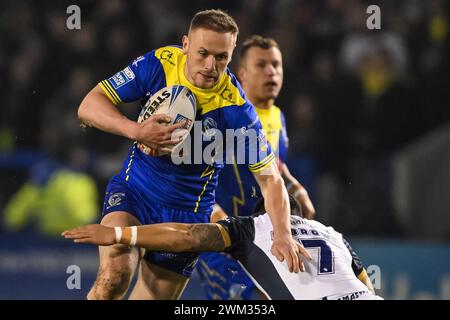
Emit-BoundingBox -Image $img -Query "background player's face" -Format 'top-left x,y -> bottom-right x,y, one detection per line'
183,28 -> 236,89
239,46 -> 283,102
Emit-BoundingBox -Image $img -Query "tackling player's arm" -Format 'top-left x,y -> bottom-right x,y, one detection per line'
62,223 -> 229,252
342,237 -> 375,294
281,163 -> 316,219
253,161 -> 312,273
78,85 -> 184,151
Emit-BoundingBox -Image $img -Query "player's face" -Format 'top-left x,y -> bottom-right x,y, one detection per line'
183,28 -> 236,89
239,46 -> 283,101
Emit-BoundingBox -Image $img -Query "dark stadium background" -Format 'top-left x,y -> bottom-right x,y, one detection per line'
0,0 -> 449,299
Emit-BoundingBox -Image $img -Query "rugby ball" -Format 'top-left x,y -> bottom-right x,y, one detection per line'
137,85 -> 197,156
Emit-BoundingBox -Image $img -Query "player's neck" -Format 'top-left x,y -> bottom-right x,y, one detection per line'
183,64 -> 197,88
249,96 -> 274,110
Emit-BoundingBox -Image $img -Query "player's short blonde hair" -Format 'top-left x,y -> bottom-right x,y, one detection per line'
189,9 -> 239,35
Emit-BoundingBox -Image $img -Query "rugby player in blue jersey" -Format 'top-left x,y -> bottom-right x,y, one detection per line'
197,35 -> 316,300
78,10 -> 309,300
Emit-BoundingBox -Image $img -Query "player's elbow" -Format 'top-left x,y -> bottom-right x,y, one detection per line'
255,162 -> 284,192
77,99 -> 88,122
261,171 -> 285,197
273,172 -> 285,187
78,92 -> 93,124
77,85 -> 103,124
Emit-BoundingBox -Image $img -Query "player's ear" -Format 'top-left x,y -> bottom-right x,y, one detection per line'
182,35 -> 189,54
232,34 -> 237,48
237,67 -> 246,83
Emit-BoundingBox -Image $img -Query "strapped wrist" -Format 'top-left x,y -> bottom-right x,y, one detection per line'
114,227 -> 122,243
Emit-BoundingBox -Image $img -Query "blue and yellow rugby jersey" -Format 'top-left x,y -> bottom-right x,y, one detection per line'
99,46 -> 274,214
214,105 -> 289,216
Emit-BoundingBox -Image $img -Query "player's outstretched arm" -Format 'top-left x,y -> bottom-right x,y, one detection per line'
62,223 -> 228,252
281,163 -> 316,219
253,162 -> 312,273
78,85 -> 185,151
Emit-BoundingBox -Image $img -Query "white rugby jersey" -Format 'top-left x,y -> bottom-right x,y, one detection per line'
217,213 -> 375,300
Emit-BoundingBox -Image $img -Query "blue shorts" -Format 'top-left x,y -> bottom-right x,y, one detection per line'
102,175 -> 211,277
197,252 -> 257,300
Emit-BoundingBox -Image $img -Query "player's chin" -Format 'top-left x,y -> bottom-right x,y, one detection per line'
262,91 -> 278,100
195,76 -> 217,89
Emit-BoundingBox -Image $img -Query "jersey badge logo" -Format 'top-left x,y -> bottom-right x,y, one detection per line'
160,50 -> 175,66
110,67 -> 135,89
221,87 -> 234,103
107,192 -> 125,209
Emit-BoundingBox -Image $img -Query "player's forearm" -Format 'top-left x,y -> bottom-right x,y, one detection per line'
116,223 -> 193,252
265,177 -> 291,236
78,85 -> 139,140
256,167 -> 291,236
117,223 -> 226,252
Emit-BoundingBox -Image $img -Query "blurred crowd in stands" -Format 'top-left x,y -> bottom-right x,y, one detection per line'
1,0 -> 449,238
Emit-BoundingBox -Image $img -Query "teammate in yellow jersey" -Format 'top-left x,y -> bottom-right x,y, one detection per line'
77,10 -> 309,300
197,35 -> 316,299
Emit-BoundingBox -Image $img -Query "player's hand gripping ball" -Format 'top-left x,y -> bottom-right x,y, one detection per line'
137,85 -> 197,156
